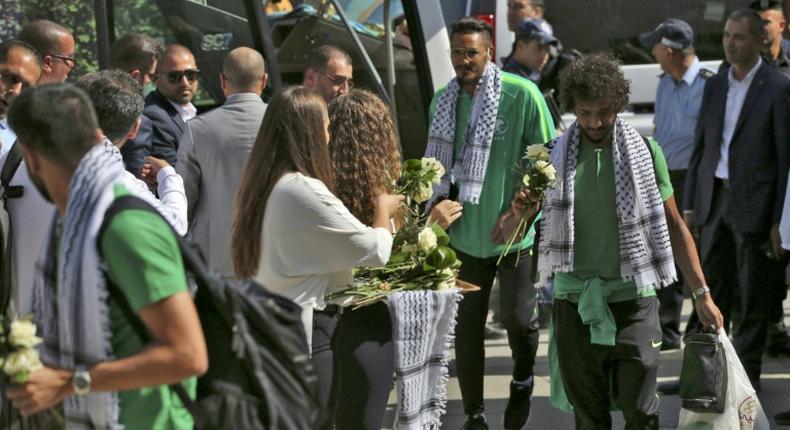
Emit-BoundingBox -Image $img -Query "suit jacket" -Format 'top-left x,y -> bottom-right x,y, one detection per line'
144,89 -> 187,166
175,93 -> 266,276
684,62 -> 790,234
120,113 -> 152,178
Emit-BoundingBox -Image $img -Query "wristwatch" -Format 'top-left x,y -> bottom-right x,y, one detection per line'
692,285 -> 711,300
72,368 -> 92,396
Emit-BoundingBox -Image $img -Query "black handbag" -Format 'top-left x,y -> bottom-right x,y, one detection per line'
679,332 -> 728,413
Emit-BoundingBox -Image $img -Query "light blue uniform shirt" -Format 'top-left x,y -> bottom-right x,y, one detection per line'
653,58 -> 713,171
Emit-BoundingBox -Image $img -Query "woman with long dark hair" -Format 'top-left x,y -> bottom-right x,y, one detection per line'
328,89 -> 462,429
230,86 -> 403,416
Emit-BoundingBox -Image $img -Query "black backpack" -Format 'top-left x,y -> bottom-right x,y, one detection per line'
99,195 -> 325,430
0,143 -> 24,316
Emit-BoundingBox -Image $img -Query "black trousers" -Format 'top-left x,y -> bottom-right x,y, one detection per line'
454,248 -> 540,416
657,170 -> 686,348
332,302 -> 394,430
312,305 -> 340,422
554,298 -> 661,430
687,180 -> 784,379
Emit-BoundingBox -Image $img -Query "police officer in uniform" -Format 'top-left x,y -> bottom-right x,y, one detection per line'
639,18 -> 715,350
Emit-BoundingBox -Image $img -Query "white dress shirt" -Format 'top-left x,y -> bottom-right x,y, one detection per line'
0,118 -> 15,161
715,57 -> 762,179
121,166 -> 189,236
168,100 -> 197,122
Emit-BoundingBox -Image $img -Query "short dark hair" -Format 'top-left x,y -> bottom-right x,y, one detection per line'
7,84 -> 98,168
18,20 -> 72,55
450,17 -> 493,42
393,14 -> 406,29
559,52 -> 631,112
109,33 -> 162,73
0,40 -> 42,71
305,45 -> 352,72
76,70 -> 144,144
728,9 -> 768,38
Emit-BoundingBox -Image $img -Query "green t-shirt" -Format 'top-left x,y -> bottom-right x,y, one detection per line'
554,137 -> 674,294
101,185 -> 194,430
428,72 -> 556,258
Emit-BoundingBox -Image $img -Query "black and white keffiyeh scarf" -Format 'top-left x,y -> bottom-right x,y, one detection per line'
537,119 -> 677,294
388,289 -> 462,429
32,143 -> 126,429
425,62 -> 501,205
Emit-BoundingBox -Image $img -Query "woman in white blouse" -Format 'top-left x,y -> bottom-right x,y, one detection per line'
230,85 -> 403,353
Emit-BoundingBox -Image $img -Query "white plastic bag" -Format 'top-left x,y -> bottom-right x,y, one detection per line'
678,330 -> 770,430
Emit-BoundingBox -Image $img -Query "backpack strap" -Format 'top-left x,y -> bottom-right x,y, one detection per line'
98,195 -> 207,428
1,143 -> 25,200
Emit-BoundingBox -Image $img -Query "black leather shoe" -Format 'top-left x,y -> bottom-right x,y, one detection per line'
504,379 -> 533,429
766,323 -> 790,357
775,410 -> 790,426
462,413 -> 489,430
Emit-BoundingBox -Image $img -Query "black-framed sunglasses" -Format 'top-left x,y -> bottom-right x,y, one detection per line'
47,53 -> 76,70
160,69 -> 201,84
321,72 -> 353,88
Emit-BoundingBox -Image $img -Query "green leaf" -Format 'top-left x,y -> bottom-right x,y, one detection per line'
403,159 -> 422,172
424,246 -> 457,270
430,223 -> 450,246
13,371 -> 29,384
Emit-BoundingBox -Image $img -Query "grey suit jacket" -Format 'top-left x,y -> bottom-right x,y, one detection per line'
176,93 -> 266,276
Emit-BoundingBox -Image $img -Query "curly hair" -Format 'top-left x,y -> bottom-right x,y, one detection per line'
328,89 -> 401,226
559,52 -> 631,113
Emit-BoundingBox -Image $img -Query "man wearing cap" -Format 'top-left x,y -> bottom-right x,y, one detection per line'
503,20 -> 578,131
639,19 -> 715,351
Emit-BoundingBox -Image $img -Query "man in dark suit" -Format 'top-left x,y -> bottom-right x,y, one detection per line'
145,44 -> 199,166
684,8 -> 790,389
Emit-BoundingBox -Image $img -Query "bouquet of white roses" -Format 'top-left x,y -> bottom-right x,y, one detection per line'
326,158 -> 461,308
0,317 -> 44,384
496,144 -> 557,265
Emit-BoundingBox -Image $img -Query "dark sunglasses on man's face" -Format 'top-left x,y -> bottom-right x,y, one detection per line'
160,69 -> 201,84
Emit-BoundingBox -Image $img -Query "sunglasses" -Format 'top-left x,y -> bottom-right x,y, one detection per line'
159,69 -> 201,84
321,72 -> 353,88
48,53 -> 76,70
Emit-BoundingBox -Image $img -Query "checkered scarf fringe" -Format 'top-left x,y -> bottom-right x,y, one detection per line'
425,62 -> 501,205
537,119 -> 677,293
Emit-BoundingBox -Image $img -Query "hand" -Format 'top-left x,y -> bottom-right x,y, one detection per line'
6,367 -> 73,416
511,189 -> 540,220
375,193 -> 406,219
491,210 -> 523,244
429,200 -> 463,229
140,156 -> 171,187
693,294 -> 724,333
770,223 -> 785,260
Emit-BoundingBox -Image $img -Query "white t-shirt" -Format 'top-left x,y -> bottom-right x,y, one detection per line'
255,172 -> 392,348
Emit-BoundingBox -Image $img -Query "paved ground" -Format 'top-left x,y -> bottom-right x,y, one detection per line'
382,298 -> 790,429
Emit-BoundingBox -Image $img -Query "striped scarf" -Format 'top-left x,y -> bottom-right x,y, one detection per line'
32,143 -> 126,429
537,119 -> 677,293
425,62 -> 501,205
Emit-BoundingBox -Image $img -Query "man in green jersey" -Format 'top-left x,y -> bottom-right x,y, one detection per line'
5,84 -> 206,429
512,53 -> 723,430
424,17 -> 555,430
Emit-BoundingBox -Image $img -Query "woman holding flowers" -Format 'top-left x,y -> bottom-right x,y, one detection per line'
327,89 -> 462,430
230,87 -> 403,417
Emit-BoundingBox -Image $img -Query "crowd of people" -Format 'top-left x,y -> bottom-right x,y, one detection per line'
0,0 -> 787,429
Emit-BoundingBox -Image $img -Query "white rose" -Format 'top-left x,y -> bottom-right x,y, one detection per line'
440,268 -> 457,288
3,348 -> 42,378
435,281 -> 450,290
9,320 -> 42,349
541,163 -> 557,182
412,182 -> 433,203
526,144 -> 550,161
401,244 -> 418,255
421,157 -> 446,184
521,174 -> 531,188
417,228 -> 437,253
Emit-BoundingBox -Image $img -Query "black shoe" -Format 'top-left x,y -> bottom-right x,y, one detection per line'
504,379 -> 533,430
484,322 -> 507,340
766,323 -> 790,357
657,380 -> 680,395
775,410 -> 790,426
660,339 -> 681,351
462,413 -> 489,430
